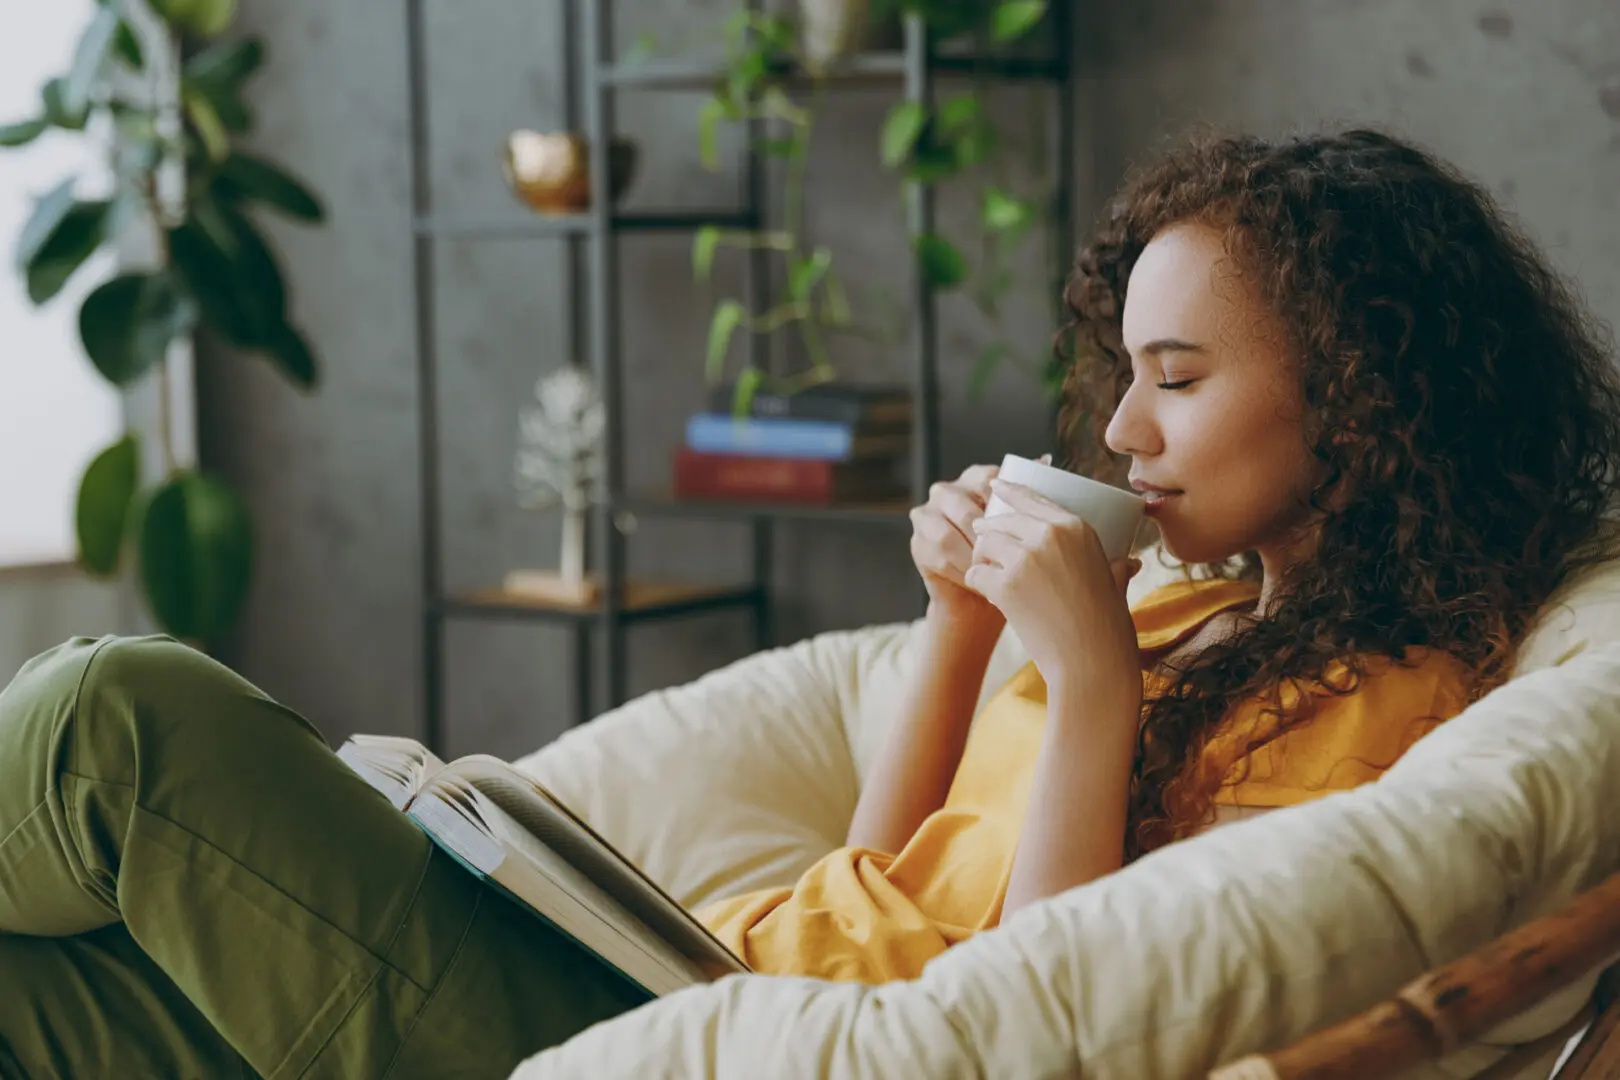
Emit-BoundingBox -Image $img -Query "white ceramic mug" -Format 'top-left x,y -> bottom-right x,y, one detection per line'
984,453 -> 1146,561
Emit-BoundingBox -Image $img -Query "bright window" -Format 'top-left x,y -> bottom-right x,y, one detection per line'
0,1 -> 123,567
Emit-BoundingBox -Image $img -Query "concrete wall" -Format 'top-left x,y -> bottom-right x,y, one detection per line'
213,0 -> 1620,751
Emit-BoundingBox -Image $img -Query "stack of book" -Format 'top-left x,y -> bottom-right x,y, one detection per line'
673,383 -> 914,505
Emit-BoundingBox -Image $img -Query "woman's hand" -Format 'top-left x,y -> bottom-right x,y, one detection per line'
965,478 -> 1142,704
909,462 -> 1005,632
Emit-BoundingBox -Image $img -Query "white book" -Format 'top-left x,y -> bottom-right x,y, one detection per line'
337,734 -> 748,998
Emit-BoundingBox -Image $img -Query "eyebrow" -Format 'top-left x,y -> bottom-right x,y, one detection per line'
1134,338 -> 1206,357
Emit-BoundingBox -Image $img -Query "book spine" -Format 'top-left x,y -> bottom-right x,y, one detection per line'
674,450 -> 838,503
684,414 -> 854,460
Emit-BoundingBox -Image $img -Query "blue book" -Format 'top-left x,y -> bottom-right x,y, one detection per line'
685,413 -> 910,460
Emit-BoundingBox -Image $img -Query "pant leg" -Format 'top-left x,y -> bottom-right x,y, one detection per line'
0,925 -> 256,1080
0,636 -> 646,1080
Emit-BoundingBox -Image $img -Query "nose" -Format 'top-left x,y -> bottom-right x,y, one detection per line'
1104,378 -> 1161,459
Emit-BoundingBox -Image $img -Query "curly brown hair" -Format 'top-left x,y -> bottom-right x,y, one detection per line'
1057,129 -> 1620,858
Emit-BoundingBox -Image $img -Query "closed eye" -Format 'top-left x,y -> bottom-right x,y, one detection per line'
1156,379 -> 1195,391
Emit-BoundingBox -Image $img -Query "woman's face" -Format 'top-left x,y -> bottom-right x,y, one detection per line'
1105,222 -> 1319,568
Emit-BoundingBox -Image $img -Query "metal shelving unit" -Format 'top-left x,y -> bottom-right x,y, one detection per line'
403,0 -> 1074,753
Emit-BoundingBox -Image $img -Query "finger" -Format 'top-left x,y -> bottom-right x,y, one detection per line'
971,512 -> 1045,546
1110,556 -> 1143,594
1038,452 -> 1052,465
913,512 -> 976,581
971,530 -> 1022,571
963,561 -> 1002,601
926,484 -> 987,543
958,462 -> 1000,487
987,478 -> 1071,523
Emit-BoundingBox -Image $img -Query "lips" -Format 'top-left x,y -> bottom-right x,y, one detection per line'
1130,479 -> 1183,515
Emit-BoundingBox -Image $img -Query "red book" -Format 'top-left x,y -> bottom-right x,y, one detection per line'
673,449 -> 906,505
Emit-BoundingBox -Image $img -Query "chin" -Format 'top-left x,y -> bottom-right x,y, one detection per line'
1154,521 -> 1245,568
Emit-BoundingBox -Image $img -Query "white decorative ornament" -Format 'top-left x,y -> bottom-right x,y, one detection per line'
510,367 -> 605,600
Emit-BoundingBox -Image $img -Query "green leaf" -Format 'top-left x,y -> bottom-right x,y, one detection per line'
881,101 -> 927,169
169,202 -> 288,347
15,179 -> 76,272
137,471 -> 254,643
705,299 -> 746,382
42,79 -> 89,131
937,94 -> 979,134
183,37 -> 263,87
183,88 -> 230,164
264,323 -> 318,390
113,20 -> 145,68
990,0 -> 1046,42
26,200 -> 111,303
151,0 -> 238,37
907,141 -> 960,184
788,247 -> 832,301
215,153 -> 323,221
63,6 -> 121,120
698,98 -> 725,171
76,434 -> 140,576
0,118 -> 49,147
758,137 -> 799,158
914,233 -> 967,290
730,366 -> 764,417
969,343 -> 1009,401
821,264 -> 853,327
982,187 -> 1034,234
692,225 -> 721,285
79,272 -> 199,385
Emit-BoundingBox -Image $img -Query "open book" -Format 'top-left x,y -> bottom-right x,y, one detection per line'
337,735 -> 748,998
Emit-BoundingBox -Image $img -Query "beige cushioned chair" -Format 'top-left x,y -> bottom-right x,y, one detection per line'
507,548 -> 1620,1079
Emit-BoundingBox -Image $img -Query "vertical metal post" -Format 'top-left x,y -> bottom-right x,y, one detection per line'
1053,0 -> 1077,353
904,14 -> 940,503
560,0 -> 594,720
744,0 -> 774,651
582,0 -> 629,708
405,0 -> 446,753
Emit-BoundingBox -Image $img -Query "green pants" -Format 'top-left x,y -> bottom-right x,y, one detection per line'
0,636 -> 647,1079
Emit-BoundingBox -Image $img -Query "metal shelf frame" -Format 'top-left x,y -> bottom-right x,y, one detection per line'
402,0 -> 1075,752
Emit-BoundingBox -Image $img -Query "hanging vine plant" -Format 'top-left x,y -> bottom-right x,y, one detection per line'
1,0 -> 325,645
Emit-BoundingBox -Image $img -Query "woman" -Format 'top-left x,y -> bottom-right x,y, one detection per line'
2,129 -> 1616,1078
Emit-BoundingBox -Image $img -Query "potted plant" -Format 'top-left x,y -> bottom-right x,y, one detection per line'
0,0 -> 326,647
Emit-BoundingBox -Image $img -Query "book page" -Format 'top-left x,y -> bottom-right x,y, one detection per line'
439,757 -> 747,975
337,735 -> 445,810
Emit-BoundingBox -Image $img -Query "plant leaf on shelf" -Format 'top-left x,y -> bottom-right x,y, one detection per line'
914,233 -> 967,289
692,225 -> 721,285
216,153 -> 324,222
788,247 -> 832,301
698,98 -> 725,171
881,101 -> 926,169
991,0 -> 1047,42
705,299 -> 746,382
731,365 -> 764,417
76,434 -> 141,576
137,471 -> 254,644
26,199 -> 111,304
79,271 -> 199,386
982,186 -> 1034,235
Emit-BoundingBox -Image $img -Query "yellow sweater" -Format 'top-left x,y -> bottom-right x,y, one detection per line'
696,579 -> 1472,983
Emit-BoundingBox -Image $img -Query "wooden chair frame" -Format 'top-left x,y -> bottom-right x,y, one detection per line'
1209,872 -> 1620,1080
